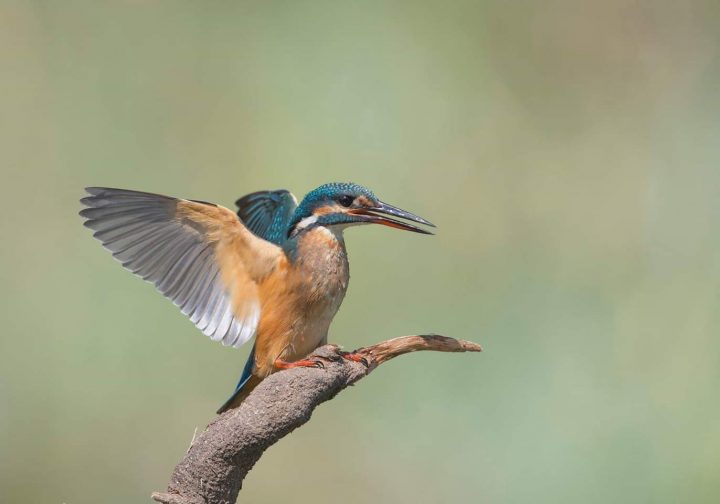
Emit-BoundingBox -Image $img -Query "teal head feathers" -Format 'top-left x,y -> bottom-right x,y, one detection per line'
288,182 -> 434,238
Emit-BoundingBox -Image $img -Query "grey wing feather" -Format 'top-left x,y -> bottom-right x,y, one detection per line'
80,187 -> 259,348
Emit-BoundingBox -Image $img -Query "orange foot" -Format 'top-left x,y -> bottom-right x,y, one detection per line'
274,357 -> 326,370
338,351 -> 369,367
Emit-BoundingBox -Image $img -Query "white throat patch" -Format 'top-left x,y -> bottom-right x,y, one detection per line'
295,215 -> 318,231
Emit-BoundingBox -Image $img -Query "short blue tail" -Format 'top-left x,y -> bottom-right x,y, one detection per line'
216,343 -> 256,413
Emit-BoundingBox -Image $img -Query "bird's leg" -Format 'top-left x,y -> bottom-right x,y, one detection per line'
274,357 -> 326,370
338,351 -> 369,367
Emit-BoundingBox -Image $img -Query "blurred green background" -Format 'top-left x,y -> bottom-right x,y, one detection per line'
2,1 -> 719,502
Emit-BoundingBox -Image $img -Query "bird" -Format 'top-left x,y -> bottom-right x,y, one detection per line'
80,182 -> 434,413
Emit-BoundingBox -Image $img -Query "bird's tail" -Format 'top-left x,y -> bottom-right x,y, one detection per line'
216,374 -> 262,414
216,343 -> 261,414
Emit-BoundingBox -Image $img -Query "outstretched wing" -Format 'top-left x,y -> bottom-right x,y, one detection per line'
235,190 -> 297,245
80,187 -> 282,348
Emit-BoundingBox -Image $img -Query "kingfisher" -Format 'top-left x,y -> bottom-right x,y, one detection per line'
80,182 -> 434,413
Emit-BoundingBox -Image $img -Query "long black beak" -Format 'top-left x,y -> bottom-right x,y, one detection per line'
349,200 -> 435,234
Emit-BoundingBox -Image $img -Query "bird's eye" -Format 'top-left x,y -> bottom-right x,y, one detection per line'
338,195 -> 354,207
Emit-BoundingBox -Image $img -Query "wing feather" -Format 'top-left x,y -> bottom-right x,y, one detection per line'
80,187 -> 281,348
235,190 -> 297,245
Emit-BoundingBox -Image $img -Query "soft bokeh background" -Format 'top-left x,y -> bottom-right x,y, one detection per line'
2,1 -> 719,502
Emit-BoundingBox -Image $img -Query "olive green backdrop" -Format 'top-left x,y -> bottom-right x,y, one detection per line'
2,1 -> 719,503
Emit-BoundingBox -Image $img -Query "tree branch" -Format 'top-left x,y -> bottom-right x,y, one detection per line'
151,335 -> 482,504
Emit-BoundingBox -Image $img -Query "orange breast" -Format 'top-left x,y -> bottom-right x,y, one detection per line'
252,227 -> 350,377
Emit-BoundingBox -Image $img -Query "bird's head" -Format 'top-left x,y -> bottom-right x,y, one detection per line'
288,182 -> 434,238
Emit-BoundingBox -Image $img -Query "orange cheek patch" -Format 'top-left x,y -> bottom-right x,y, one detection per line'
313,204 -> 342,216
355,196 -> 373,207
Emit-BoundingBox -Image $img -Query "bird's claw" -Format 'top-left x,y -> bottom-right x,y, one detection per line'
339,351 -> 369,367
320,352 -> 344,363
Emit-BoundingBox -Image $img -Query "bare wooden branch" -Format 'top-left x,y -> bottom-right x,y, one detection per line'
151,334 -> 481,504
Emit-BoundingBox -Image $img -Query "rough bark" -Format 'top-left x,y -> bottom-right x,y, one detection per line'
151,335 -> 482,504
